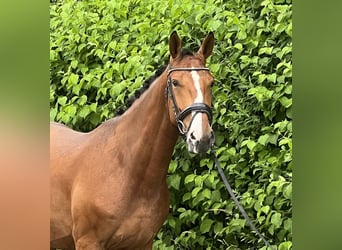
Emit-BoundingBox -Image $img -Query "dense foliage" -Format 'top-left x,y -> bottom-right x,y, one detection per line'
50,0 -> 292,249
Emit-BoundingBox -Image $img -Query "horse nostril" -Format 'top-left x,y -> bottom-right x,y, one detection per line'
190,132 -> 196,140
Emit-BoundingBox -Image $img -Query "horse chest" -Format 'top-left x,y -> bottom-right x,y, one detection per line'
127,191 -> 168,230
107,199 -> 168,249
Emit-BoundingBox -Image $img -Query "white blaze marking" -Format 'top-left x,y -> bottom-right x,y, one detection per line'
190,71 -> 204,139
191,71 -> 203,103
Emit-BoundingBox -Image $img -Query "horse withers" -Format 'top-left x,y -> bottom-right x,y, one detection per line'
50,31 -> 215,250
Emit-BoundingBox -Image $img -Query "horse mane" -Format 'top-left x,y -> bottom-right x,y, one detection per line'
115,49 -> 194,116
115,64 -> 167,116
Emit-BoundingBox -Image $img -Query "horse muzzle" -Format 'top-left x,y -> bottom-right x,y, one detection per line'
175,104 -> 214,155
184,109 -> 215,154
186,130 -> 215,154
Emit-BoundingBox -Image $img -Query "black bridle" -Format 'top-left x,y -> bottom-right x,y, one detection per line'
165,66 -> 213,136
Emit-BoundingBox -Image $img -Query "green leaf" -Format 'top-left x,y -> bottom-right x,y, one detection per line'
211,190 -> 221,202
79,106 -> 90,119
247,140 -> 257,151
191,187 -> 202,198
108,40 -> 117,50
257,74 -> 267,84
89,103 -> 97,112
200,219 -> 214,233
194,176 -> 203,186
227,147 -> 236,156
284,218 -> 292,234
182,192 -> 192,202
202,189 -> 211,199
68,73 -> 79,85
168,161 -> 177,173
237,29 -> 247,40
268,134 -> 278,145
279,137 -> 291,147
208,19 -> 222,30
168,217 -> 176,228
279,241 -> 292,250
57,96 -> 67,106
286,106 -> 292,118
169,174 -> 181,190
271,212 -> 282,228
267,73 -> 277,83
110,84 -> 123,97
234,43 -> 243,50
258,134 -> 269,146
65,105 -> 77,117
213,221 -> 223,234
230,218 -> 246,228
283,183 -> 292,199
261,205 -> 270,215
184,174 -> 195,184
77,95 -> 87,106
210,64 -> 220,74
71,60 -> 78,69
50,108 -> 57,121
279,96 -> 292,108
203,174 -> 216,189
193,192 -> 204,206
259,47 -> 273,55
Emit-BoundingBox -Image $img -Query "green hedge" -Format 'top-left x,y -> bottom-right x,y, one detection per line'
50,0 -> 292,249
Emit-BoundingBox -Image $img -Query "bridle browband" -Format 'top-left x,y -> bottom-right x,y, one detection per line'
165,66 -> 213,136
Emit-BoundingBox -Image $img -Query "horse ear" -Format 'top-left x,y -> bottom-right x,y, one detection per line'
169,31 -> 182,59
197,32 -> 214,60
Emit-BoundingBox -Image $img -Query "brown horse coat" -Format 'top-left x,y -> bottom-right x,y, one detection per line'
50,32 -> 214,250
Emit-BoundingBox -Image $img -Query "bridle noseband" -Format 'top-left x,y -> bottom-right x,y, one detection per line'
165,67 -> 213,136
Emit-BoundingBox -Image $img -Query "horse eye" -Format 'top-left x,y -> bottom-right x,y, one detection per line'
172,79 -> 180,87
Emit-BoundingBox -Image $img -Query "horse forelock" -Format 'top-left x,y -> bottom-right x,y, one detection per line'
180,48 -> 194,58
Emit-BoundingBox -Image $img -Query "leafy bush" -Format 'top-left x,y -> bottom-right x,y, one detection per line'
50,0 -> 292,249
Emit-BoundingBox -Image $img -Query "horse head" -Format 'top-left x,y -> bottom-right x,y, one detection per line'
166,31 -> 215,154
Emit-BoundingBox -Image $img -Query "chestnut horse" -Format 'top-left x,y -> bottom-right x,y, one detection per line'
50,31 -> 215,250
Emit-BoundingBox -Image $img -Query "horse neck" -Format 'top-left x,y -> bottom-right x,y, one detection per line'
115,70 -> 178,181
